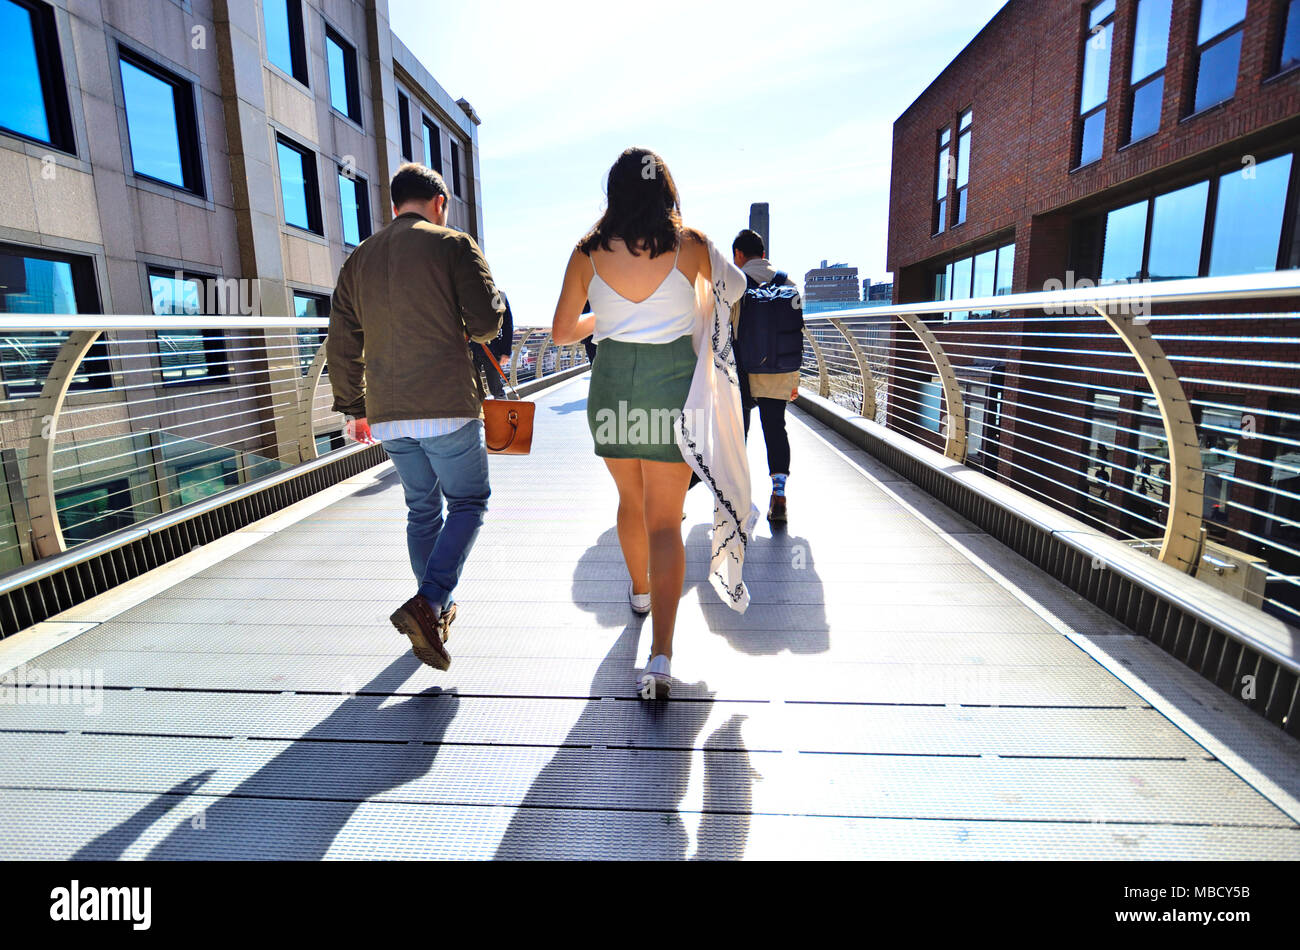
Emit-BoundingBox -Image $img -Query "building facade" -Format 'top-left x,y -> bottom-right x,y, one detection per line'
886,0 -> 1300,619
0,0 -> 483,570
804,260 -> 861,311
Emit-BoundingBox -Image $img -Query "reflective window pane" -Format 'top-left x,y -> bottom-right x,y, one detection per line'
950,256 -> 972,321
1079,108 -> 1106,166
422,119 -> 441,172
1198,0 -> 1247,44
1148,181 -> 1208,280
1090,0 -> 1115,30
120,59 -> 185,188
1100,199 -> 1147,284
995,243 -> 1016,295
956,130 -> 970,188
971,249 -> 996,317
277,140 -> 315,232
0,0 -> 49,142
1210,154 -> 1294,276
1283,0 -> 1300,72
0,248 -> 102,396
294,293 -> 328,376
1080,21 -> 1113,113
1129,75 -> 1163,143
149,271 -> 210,382
338,172 -> 367,246
325,30 -> 359,122
1131,0 -> 1171,81
1194,29 -> 1242,113
263,0 -> 294,76
936,145 -> 949,200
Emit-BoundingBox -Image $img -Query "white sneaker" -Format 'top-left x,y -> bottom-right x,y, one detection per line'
629,580 -> 651,616
637,655 -> 671,700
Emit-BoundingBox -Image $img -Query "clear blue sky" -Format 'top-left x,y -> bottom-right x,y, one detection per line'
388,0 -> 1007,327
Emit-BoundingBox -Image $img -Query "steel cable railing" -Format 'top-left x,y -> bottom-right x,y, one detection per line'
799,271 -> 1300,628
0,318 -> 586,572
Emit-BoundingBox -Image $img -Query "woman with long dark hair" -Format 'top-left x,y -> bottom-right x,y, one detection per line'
552,147 -> 756,698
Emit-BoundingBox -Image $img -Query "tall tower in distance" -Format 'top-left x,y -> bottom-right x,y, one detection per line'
748,203 -> 770,256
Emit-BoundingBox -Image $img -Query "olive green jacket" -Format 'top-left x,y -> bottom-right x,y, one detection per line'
328,212 -> 503,425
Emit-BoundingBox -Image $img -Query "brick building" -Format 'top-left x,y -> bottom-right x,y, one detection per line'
884,0 -> 1300,619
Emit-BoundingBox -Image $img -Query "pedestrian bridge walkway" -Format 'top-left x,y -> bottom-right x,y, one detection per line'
0,373 -> 1297,860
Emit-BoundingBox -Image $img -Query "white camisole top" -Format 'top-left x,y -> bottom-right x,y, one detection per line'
588,242 -> 698,344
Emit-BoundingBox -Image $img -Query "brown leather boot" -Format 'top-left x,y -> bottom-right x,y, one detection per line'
767,493 -> 787,523
389,595 -> 453,671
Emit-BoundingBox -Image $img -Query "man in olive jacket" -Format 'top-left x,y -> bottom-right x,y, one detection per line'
329,163 -> 503,671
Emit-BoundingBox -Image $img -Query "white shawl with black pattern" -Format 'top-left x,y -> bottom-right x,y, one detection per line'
675,238 -> 759,613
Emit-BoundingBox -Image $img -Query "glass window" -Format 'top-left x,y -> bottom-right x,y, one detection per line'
120,53 -> 203,195
954,111 -> 971,226
1282,0 -> 1300,73
1131,0 -> 1171,82
325,27 -> 360,124
1199,0 -> 1248,44
1192,0 -> 1246,114
0,0 -> 47,141
277,135 -> 321,234
1077,1 -> 1114,167
422,117 -> 442,172
1128,76 -> 1164,144
1210,153 -> 1294,276
0,245 -> 106,397
451,140 -> 462,197
995,243 -> 1016,296
293,292 -> 329,376
263,0 -> 307,84
935,127 -> 950,234
1100,199 -> 1148,284
1147,181 -> 1208,280
397,90 -> 412,161
338,170 -> 370,247
148,269 -> 227,383
56,478 -> 135,548
1126,0 -> 1170,145
950,256 -> 972,321
971,248 -> 996,317
919,378 -> 942,432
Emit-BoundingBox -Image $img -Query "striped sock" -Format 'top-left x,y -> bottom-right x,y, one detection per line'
772,474 -> 788,497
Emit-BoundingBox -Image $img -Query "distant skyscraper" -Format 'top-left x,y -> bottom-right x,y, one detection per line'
749,203 -> 770,255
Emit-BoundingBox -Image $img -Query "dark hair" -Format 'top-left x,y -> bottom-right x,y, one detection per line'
391,162 -> 449,208
579,148 -> 685,259
733,229 -> 765,260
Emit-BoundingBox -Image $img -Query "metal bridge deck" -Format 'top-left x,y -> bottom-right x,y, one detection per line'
1,373 -> 1297,859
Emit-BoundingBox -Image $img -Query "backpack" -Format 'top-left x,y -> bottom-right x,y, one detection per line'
736,272 -> 804,374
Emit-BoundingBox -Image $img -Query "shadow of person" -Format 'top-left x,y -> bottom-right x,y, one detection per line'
692,713 -> 758,861
571,525 -> 647,643
349,465 -> 401,497
143,654 -> 459,859
685,523 -> 830,656
72,770 -> 217,860
549,398 -> 588,415
495,620 -> 727,859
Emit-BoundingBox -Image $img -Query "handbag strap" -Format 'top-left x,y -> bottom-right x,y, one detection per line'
477,342 -> 524,401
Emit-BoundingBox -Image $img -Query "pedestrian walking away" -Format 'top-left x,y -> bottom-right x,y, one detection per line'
328,162 -> 505,672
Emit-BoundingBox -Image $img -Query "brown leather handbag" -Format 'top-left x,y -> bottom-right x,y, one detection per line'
478,344 -> 534,455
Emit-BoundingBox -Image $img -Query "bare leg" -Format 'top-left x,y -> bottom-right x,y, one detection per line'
603,458 -> 649,596
641,460 -> 693,659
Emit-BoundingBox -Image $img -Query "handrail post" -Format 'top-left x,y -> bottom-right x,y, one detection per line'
802,326 -> 831,398
1092,304 -> 1204,573
829,317 -> 877,420
26,330 -> 101,558
892,313 -> 968,463
297,336 -> 330,462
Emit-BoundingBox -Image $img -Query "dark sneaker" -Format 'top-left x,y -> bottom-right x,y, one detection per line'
389,594 -> 452,671
767,493 -> 788,523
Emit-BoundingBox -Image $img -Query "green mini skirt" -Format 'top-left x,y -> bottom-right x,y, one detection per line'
587,334 -> 695,463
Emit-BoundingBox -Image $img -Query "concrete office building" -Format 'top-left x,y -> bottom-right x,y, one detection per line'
803,260 -> 861,312
0,0 -> 483,570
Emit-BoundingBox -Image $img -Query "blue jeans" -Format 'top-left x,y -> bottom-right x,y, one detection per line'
382,421 -> 491,610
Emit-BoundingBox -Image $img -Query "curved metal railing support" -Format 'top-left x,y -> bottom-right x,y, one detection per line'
298,338 -> 331,463
1091,305 -> 1205,573
828,317 -> 878,421
537,333 -> 554,380
893,313 -> 967,463
26,330 -> 102,558
801,326 -> 830,398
